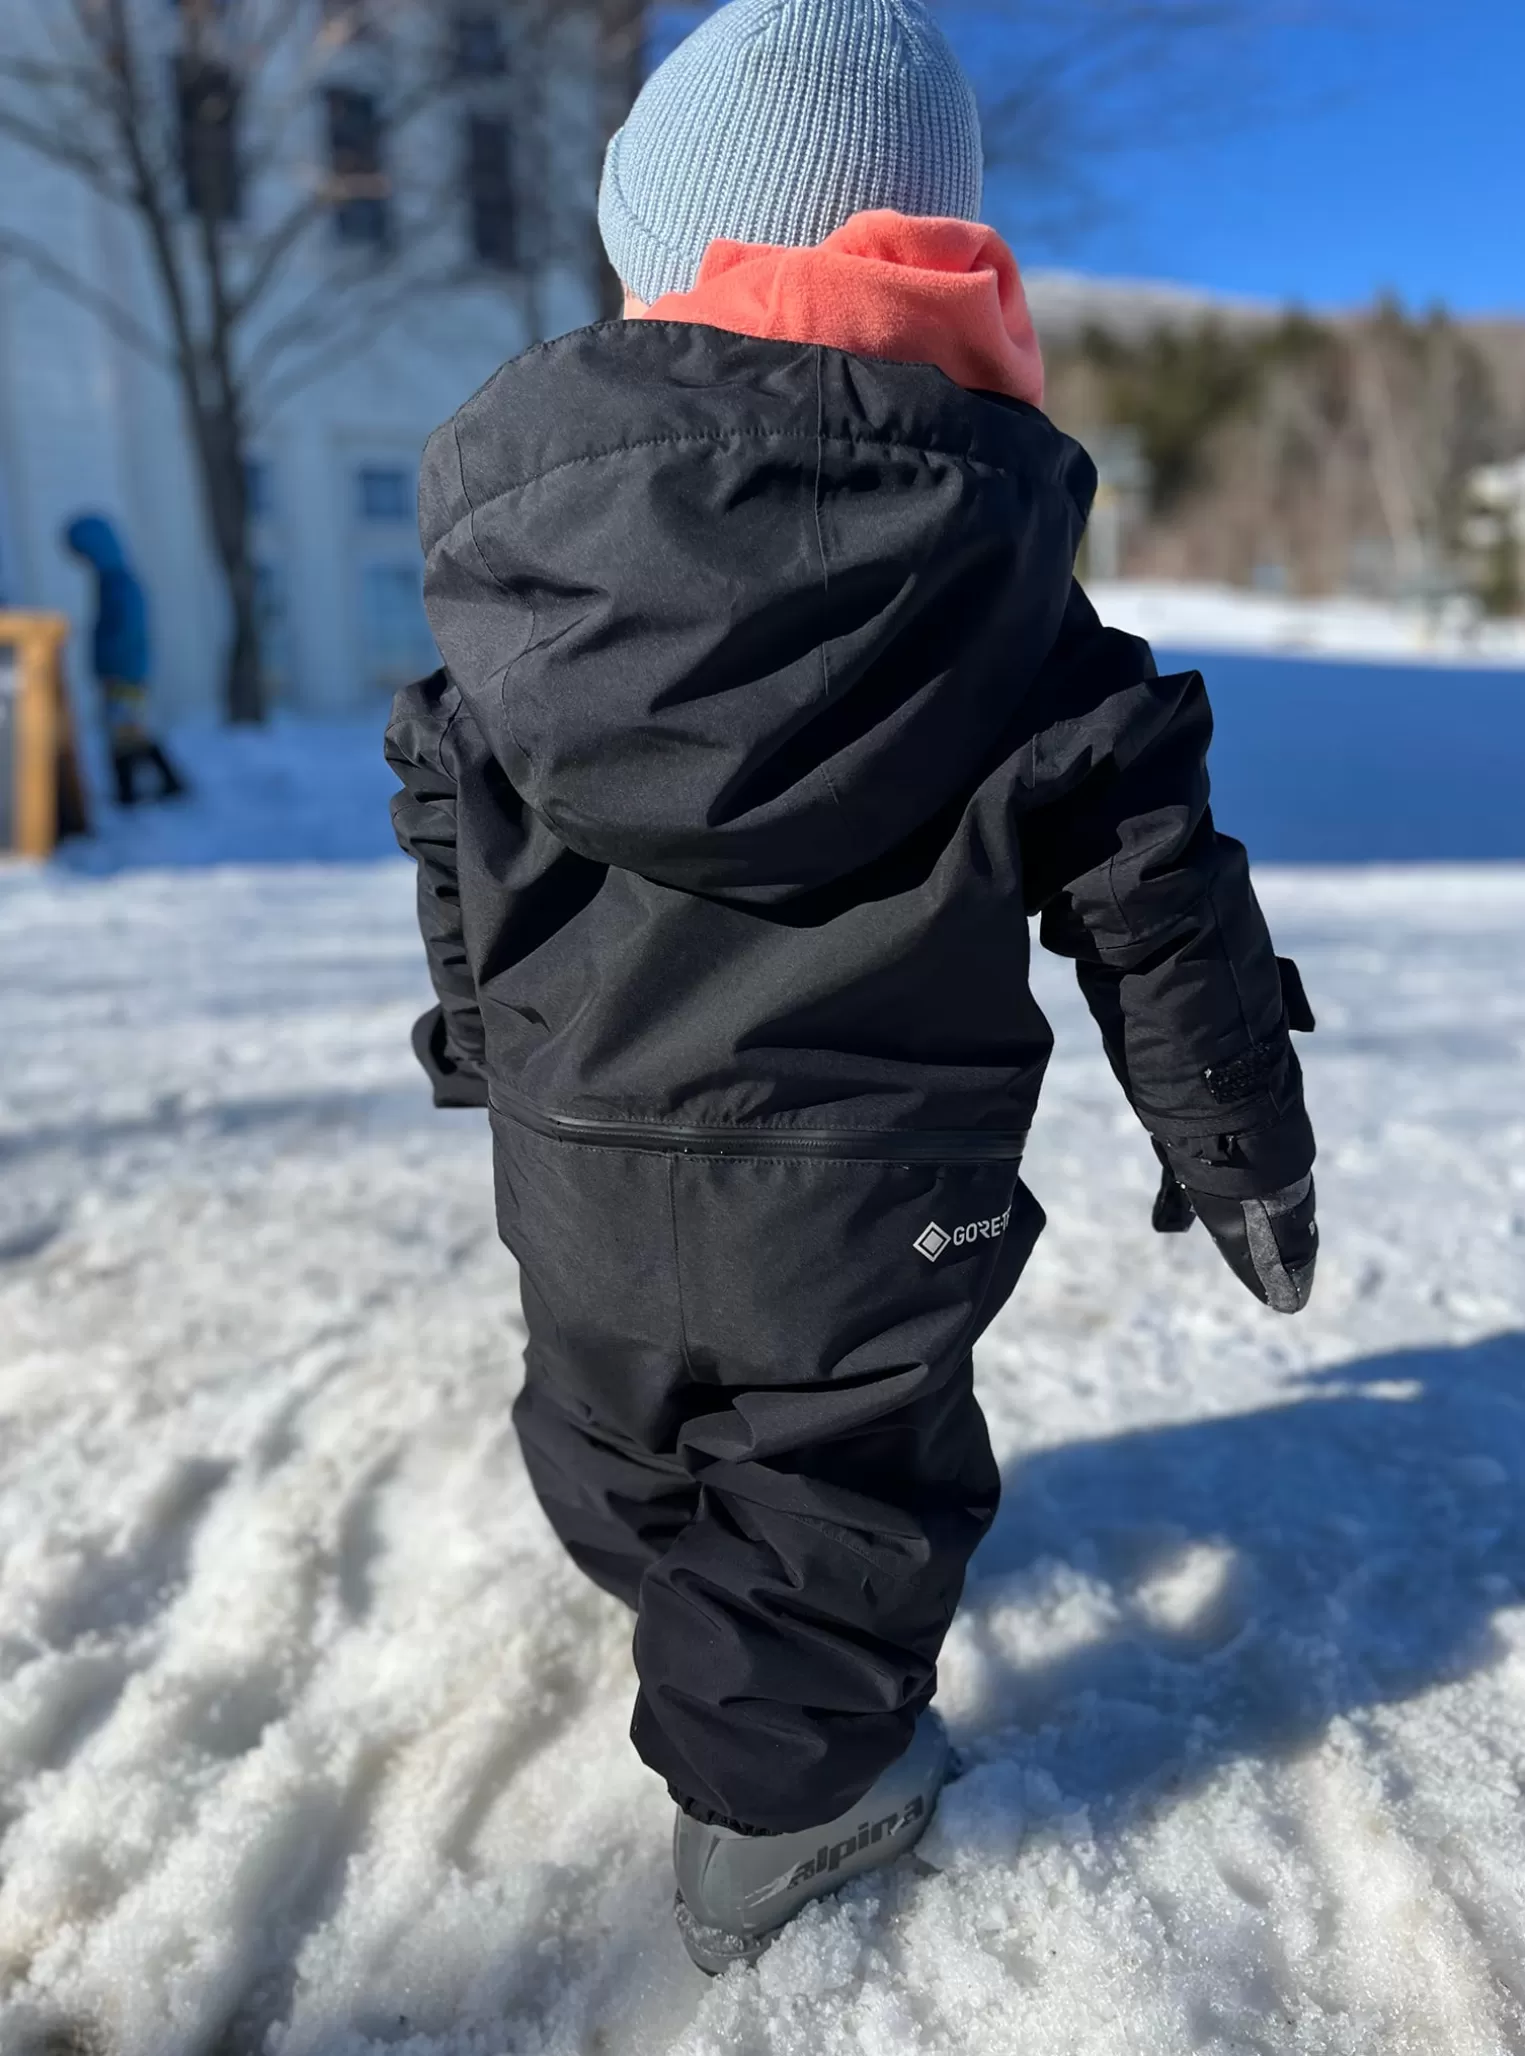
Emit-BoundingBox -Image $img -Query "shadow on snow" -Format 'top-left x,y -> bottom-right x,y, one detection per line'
962,1329 -> 1525,1811
17,1331 -> 1525,2054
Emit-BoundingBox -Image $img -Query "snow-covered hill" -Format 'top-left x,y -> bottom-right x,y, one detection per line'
2,783 -> 1524,2051
1023,270 -> 1275,343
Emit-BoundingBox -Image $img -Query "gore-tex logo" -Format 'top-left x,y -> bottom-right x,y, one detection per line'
914,1204 -> 1012,1262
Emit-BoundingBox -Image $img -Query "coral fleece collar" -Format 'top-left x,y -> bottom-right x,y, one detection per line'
639,209 -> 1044,408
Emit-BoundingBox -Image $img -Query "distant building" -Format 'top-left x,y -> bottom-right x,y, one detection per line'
1465,454 -> 1525,615
1469,456 -> 1525,538
1077,428 -> 1149,584
0,2 -> 596,719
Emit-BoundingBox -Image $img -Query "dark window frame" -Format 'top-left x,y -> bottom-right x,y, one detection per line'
325,85 -> 391,250
464,111 -> 516,272
356,464 -> 414,523
451,8 -> 508,77
175,53 -> 243,225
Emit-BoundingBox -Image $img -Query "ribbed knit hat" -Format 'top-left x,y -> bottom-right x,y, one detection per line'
599,0 -> 984,310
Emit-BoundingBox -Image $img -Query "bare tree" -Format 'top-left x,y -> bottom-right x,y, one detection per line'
964,0 -> 1292,244
588,0 -> 645,317
0,0 -> 1308,721
595,0 -> 1280,298
0,0 -> 555,722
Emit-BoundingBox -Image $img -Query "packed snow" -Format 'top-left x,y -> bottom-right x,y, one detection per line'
2,713 -> 1525,2055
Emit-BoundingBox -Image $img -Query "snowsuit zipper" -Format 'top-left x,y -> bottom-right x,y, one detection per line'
488,1085 -> 1028,1163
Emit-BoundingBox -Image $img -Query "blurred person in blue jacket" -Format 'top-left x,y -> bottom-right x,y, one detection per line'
64,514 -> 187,805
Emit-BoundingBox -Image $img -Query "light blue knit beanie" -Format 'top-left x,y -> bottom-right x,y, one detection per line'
599,0 -> 984,308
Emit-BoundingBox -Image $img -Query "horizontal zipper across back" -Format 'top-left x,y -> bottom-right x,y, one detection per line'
488,1086 -> 1028,1163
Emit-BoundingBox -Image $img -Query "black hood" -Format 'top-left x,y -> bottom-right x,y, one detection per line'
421,319 -> 1095,905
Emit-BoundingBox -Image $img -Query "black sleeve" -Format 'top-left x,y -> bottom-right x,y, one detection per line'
384,667 -> 489,1109
1020,585 -> 1314,1200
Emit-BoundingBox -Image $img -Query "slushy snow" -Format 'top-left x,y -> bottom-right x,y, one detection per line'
2,723 -> 1525,2055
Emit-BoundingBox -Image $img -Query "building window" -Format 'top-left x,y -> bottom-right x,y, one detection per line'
465,115 -> 515,270
359,563 -> 437,694
452,9 -> 507,76
175,56 -> 242,223
356,465 -> 413,523
326,87 -> 390,248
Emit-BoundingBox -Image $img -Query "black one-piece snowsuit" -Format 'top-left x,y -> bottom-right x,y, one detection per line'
386,319 -> 1315,1836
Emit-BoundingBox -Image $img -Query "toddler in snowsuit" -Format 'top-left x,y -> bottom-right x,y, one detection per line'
65,515 -> 186,807
387,0 -> 1317,1972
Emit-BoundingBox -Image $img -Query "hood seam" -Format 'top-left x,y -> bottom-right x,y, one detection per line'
458,422 -> 1043,506
453,416 -> 505,598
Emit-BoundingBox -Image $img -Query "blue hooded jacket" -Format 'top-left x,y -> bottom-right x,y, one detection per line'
66,515 -> 150,685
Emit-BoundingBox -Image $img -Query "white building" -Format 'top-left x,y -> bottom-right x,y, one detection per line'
1469,456 -> 1525,540
0,2 -> 597,722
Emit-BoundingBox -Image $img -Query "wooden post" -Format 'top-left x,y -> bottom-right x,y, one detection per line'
0,612 -> 86,858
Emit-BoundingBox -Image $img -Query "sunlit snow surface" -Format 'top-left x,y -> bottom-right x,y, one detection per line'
2,739 -> 1525,2052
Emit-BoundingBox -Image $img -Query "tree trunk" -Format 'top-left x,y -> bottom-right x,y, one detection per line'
192,391 -> 265,726
195,463 -> 263,726
224,555 -> 263,725
592,0 -> 646,318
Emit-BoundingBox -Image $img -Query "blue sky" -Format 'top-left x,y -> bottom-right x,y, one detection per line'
981,0 -> 1523,312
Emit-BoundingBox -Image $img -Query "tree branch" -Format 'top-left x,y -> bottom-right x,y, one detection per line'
227,190 -> 332,322
0,229 -> 175,370
247,257 -> 467,418
238,243 -> 414,400
95,0 -> 209,419
0,101 -> 121,189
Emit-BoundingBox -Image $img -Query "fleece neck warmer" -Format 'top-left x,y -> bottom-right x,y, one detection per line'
638,208 -> 1044,409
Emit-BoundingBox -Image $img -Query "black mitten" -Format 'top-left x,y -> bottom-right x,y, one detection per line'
1185,1176 -> 1318,1314
1152,1154 -> 1197,1233
1151,1146 -> 1317,1314
411,1005 -> 490,1109
1148,956 -> 1319,1310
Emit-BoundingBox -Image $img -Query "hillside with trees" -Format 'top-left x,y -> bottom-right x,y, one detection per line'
1039,297 -> 1525,614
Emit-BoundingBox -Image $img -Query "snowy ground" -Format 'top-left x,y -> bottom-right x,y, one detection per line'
3,733 -> 1525,2053
1090,580 -> 1525,670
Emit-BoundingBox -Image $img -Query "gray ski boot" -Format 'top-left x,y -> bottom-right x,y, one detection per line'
673,1709 -> 950,1975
